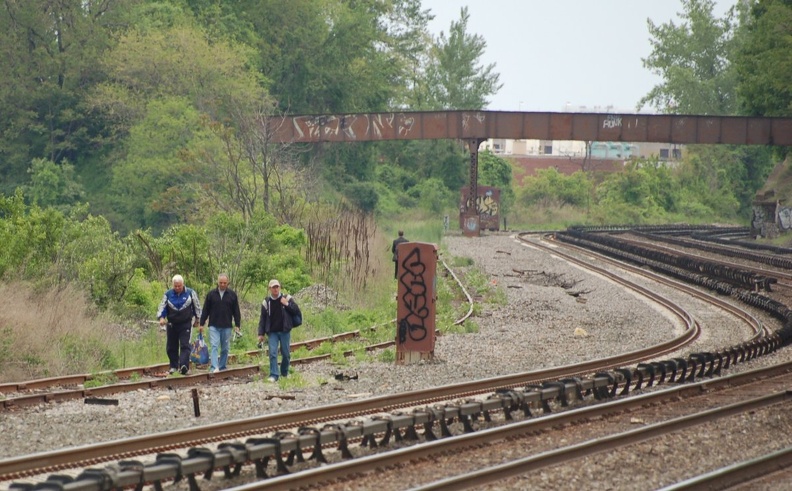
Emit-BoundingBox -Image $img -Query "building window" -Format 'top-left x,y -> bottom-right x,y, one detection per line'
672,148 -> 682,159
659,148 -> 669,159
544,145 -> 552,155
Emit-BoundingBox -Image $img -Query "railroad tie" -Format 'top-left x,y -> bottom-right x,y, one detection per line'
612,368 -> 632,396
635,363 -> 653,389
75,467 -> 120,491
298,427 -> 327,463
216,442 -> 246,478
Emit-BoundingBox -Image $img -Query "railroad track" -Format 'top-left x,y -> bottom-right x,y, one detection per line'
304,360 -> 792,491
0,259 -> 474,411
619,233 -> 792,280
3,230 -> 777,490
0,335 -> 378,410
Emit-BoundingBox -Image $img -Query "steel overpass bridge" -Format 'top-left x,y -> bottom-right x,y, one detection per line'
267,111 -> 792,234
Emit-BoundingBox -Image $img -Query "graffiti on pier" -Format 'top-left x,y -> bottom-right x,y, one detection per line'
459,186 -> 500,231
397,246 -> 429,344
751,204 -> 782,238
752,205 -> 766,232
779,207 -> 792,230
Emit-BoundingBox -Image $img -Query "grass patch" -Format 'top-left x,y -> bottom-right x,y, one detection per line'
0,282 -> 125,383
278,371 -> 308,389
84,372 -> 119,389
377,348 -> 395,363
0,217 -> 496,384
113,326 -> 166,368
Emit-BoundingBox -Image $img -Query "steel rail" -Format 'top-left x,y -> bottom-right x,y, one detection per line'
220,363 -> 792,491
0,258 -> 472,403
659,446 -> 792,490
441,258 -> 474,325
411,391 -> 792,491
617,234 -> 792,284
0,254 -> 700,480
522,233 -> 767,341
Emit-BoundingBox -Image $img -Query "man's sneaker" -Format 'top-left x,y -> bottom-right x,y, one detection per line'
180,365 -> 188,375
210,367 -> 218,373
168,367 -> 177,375
267,376 -> 277,383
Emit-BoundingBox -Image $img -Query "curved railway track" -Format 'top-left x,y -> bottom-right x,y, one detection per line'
619,232 -> 792,287
231,361 -> 792,491
2,228 -> 779,490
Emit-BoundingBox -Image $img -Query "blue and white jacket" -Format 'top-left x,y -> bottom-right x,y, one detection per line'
157,287 -> 202,325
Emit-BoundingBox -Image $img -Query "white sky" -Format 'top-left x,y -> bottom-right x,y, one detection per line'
420,1 -> 735,113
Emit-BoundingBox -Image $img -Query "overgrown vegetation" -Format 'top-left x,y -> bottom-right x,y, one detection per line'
2,0 -> 792,383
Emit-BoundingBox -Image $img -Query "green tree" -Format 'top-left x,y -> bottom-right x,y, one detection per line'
110,97 -> 212,232
23,158 -> 85,211
593,160 -> 680,223
734,0 -> 792,117
91,19 -> 264,138
245,0 -> 401,113
345,182 -> 380,213
478,151 -> 515,215
519,168 -> 592,208
0,191 -> 66,279
424,7 -> 502,109
53,211 -> 138,309
640,0 -> 739,114
408,177 -> 455,213
681,145 -> 774,215
0,0 -> 125,193
385,0 -> 436,109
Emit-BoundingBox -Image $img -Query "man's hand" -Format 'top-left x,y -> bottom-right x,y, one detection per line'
198,325 -> 204,333
280,296 -> 289,306
159,317 -> 167,326
193,319 -> 199,327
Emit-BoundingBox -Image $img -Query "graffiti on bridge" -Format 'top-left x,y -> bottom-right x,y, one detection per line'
292,113 -> 417,140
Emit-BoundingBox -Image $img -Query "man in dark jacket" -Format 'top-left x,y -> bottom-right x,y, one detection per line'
391,230 -> 409,279
157,274 -> 202,375
258,279 -> 301,382
199,273 -> 241,373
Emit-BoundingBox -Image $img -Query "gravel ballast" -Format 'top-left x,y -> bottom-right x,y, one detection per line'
2,232 -> 789,489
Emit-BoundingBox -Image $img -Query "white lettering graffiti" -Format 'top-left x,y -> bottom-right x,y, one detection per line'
602,115 -> 622,129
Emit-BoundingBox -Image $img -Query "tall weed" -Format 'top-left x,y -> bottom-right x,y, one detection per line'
0,283 -> 119,383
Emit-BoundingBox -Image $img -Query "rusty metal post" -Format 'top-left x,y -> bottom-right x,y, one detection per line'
395,242 -> 437,364
192,388 -> 200,417
462,138 -> 484,237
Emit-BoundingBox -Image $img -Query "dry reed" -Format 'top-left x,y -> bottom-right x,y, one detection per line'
303,203 -> 390,307
0,282 -> 115,383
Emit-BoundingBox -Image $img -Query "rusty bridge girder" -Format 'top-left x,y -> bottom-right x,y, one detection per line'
266,111 -> 792,146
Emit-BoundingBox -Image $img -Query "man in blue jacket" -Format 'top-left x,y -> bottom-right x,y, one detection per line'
158,274 -> 202,375
258,279 -> 301,382
199,273 -> 241,373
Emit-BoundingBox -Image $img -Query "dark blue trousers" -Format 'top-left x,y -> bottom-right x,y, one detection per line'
166,322 -> 192,369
